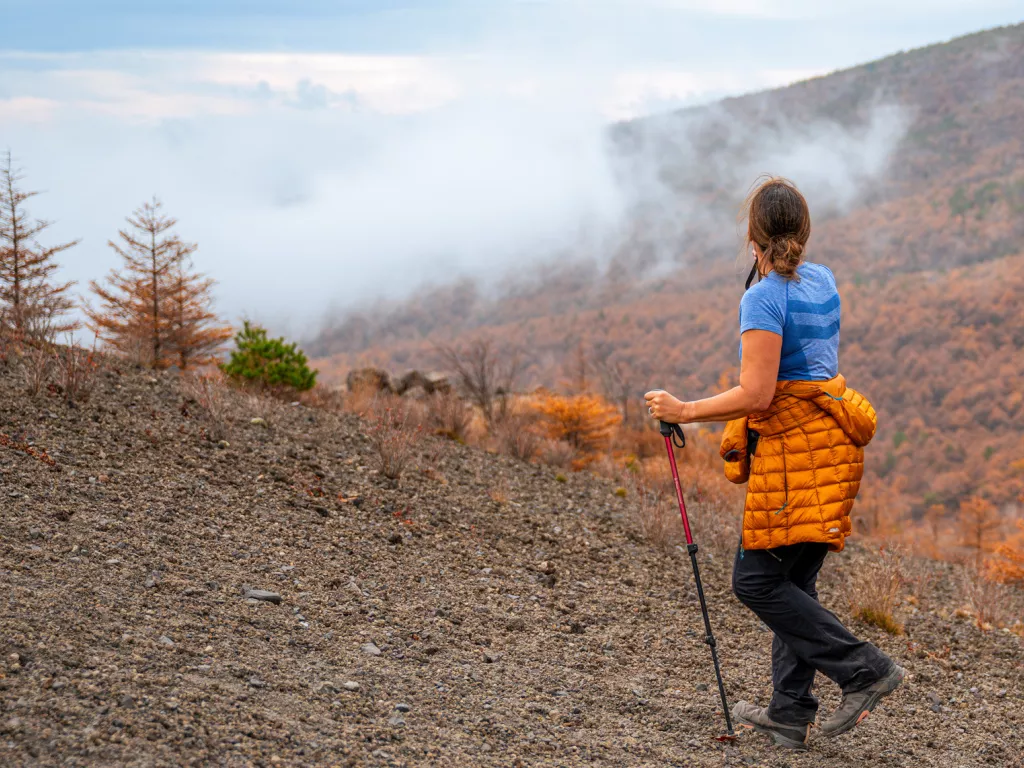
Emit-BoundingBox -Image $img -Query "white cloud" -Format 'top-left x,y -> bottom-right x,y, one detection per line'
0,44 -> 907,335
607,67 -> 824,119
642,0 -> 1018,19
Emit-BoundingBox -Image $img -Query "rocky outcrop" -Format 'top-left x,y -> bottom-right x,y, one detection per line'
348,368 -> 451,398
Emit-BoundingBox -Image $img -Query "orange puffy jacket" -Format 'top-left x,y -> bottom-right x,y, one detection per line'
720,374 -> 877,553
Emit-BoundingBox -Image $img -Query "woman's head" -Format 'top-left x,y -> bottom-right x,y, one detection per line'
742,176 -> 811,280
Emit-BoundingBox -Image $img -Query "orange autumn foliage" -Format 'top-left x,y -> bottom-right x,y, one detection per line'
957,496 -> 1002,569
987,519 -> 1024,585
532,392 -> 622,469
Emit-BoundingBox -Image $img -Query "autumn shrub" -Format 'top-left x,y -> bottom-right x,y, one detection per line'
299,383 -> 345,412
367,396 -> 423,484
538,438 -> 578,470
21,345 -> 51,398
491,408 -> 542,462
532,392 -> 621,470
959,567 -> 1011,630
987,519 -> 1024,585
957,496 -> 1002,569
847,546 -> 905,635
222,321 -> 317,393
181,371 -> 230,441
55,343 -> 99,406
427,391 -> 472,443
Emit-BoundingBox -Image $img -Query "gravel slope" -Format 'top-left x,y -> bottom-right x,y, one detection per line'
1,362 -> 1022,767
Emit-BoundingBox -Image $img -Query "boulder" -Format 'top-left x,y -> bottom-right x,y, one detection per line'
424,372 -> 451,395
395,370 -> 431,396
346,368 -> 393,394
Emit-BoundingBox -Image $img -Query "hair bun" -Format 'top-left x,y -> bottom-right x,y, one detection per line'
768,235 -> 802,279
741,176 -> 811,282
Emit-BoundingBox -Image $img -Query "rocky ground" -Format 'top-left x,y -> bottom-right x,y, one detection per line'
1,360 -> 1022,767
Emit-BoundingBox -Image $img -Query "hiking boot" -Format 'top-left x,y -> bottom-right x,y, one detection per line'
820,664 -> 905,737
732,701 -> 810,750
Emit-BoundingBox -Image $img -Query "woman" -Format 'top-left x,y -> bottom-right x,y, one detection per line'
644,177 -> 903,751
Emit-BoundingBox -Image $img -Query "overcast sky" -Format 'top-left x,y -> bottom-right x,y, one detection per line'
2,1 -> 1021,336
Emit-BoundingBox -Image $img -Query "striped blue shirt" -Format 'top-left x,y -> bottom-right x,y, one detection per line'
739,262 -> 840,381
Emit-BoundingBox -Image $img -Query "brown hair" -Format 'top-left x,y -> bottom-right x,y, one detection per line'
742,176 -> 811,280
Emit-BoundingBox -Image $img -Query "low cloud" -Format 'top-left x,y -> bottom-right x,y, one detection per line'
0,47 -> 910,339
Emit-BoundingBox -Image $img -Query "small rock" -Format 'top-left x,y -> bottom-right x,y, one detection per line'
483,652 -> 501,664
250,417 -> 268,427
361,642 -> 382,656
314,681 -> 338,694
158,636 -> 174,647
395,703 -> 411,712
314,506 -> 330,518
244,589 -> 282,604
3,717 -> 22,733
248,677 -> 266,688
696,683 -> 708,692
506,618 -> 527,632
346,581 -> 363,596
343,681 -> 361,692
388,533 -> 403,545
388,714 -> 406,727
105,558 -> 121,565
144,572 -> 160,589
28,528 -> 43,540
50,678 -> 67,690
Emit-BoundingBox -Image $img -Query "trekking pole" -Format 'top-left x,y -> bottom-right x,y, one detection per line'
659,417 -> 736,740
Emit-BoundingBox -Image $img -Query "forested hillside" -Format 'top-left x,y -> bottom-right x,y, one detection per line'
310,23 -> 1024,517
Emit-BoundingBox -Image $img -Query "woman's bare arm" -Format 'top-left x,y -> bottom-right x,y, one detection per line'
644,330 -> 782,424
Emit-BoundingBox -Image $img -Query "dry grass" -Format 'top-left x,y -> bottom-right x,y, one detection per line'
847,546 -> 905,635
489,476 -> 511,506
627,476 -> 679,551
538,438 -> 577,470
181,371 -> 230,441
55,343 -> 99,406
367,396 -> 423,484
491,409 -> 542,462
426,391 -> 472,443
344,381 -> 383,417
959,567 -> 1011,630
299,384 -> 345,411
21,345 -> 51,398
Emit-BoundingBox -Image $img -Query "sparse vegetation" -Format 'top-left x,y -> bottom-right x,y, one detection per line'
367,396 -> 423,483
848,547 -> 905,635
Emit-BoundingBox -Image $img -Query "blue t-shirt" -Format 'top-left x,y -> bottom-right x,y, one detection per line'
739,262 -> 840,381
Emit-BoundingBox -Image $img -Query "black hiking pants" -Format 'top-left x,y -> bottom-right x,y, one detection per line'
732,542 -> 894,726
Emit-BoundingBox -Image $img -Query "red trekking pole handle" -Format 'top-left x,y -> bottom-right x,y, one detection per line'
660,419 -> 693,545
655,408 -> 735,738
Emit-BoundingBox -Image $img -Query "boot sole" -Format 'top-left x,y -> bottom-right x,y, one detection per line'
822,665 -> 905,738
735,718 -> 809,751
